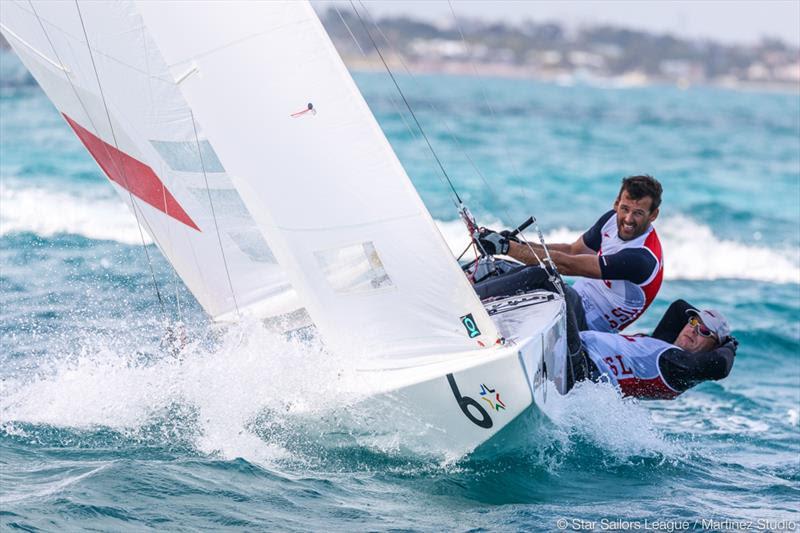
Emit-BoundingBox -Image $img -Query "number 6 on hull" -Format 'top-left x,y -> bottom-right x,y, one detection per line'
447,374 -> 493,429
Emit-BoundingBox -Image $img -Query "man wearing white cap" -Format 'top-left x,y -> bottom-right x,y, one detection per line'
566,301 -> 738,399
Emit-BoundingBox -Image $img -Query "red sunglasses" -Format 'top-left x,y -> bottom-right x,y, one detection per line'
688,316 -> 716,339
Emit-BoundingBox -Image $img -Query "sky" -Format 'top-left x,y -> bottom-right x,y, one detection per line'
313,1 -> 800,47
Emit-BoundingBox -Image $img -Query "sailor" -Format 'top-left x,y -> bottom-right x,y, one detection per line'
566,302 -> 738,399
476,175 -> 664,333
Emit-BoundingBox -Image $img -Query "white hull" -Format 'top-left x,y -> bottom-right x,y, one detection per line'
350,291 -> 568,458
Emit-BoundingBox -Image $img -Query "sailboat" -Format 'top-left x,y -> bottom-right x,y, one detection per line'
0,1 -> 568,457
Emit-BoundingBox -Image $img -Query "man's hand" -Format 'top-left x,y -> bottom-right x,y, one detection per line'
477,230 -> 510,255
499,229 -> 520,243
723,336 -> 739,353
478,227 -> 519,243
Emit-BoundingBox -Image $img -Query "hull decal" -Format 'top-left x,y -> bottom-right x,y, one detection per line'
447,373 -> 493,429
479,384 -> 506,411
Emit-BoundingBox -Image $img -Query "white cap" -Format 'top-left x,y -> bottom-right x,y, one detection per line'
686,308 -> 731,342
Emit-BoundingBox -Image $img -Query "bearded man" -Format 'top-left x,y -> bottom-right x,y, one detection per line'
477,175 -> 664,333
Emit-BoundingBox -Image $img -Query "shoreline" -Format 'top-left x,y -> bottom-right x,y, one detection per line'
0,46 -> 797,96
343,56 -> 800,96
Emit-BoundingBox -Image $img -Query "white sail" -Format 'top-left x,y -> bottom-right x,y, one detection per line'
0,0 -> 296,320
3,0 -> 500,361
136,0 -> 501,360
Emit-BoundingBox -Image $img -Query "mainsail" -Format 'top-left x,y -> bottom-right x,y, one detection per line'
1,0 -> 500,361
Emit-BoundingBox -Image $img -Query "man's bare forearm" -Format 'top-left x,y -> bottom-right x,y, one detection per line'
508,242 -> 569,269
508,242 -> 602,277
509,241 -> 548,264
508,241 -> 570,263
536,242 -> 574,253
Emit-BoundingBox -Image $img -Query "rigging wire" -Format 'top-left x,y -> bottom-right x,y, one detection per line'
345,1 -> 518,263
140,20 -> 183,321
446,0 -> 562,292
72,0 -> 169,317
131,11 -> 209,323
354,10 -> 513,228
333,4 -> 420,143
332,3 -> 365,57
349,0 -> 562,293
348,0 -> 494,259
348,0 -> 462,210
336,2 -> 492,266
31,0 -> 169,318
189,111 -> 241,318
357,9 -> 494,202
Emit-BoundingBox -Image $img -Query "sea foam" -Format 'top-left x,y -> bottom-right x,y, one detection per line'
436,218 -> 800,285
0,184 -> 151,245
545,380 -> 678,460
1,183 -> 797,284
0,319 -> 371,465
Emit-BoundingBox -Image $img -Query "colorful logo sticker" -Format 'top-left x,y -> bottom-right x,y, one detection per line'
460,313 -> 481,338
479,384 -> 506,411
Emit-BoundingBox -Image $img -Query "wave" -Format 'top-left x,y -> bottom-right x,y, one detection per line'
436,217 -> 800,284
0,319 -> 377,465
2,183 -> 797,284
528,379 -> 678,461
0,317 -> 679,469
0,184 -> 152,245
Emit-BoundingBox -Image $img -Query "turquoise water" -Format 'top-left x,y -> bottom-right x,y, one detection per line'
2,52 -> 799,531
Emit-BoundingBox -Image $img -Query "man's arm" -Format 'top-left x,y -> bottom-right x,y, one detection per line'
521,237 -> 593,255
503,209 -> 612,272
651,299 -> 695,343
511,208 -> 610,257
658,340 -> 738,393
507,242 -> 658,281
507,241 -> 602,277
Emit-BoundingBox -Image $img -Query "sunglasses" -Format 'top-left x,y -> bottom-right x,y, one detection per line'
688,316 -> 716,339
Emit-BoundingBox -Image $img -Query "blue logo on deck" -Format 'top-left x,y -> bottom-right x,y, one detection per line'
460,313 -> 481,338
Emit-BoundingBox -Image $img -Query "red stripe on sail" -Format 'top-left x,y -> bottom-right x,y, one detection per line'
63,114 -> 200,231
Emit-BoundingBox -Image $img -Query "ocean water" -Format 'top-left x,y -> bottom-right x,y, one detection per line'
2,47 -> 799,531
